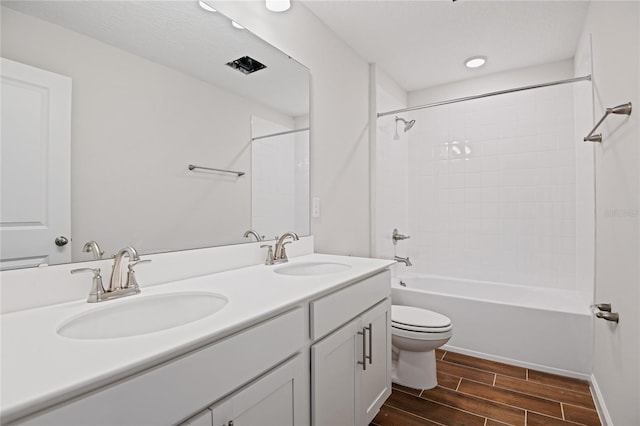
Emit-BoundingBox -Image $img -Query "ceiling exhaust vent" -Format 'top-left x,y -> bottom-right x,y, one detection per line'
226,56 -> 266,75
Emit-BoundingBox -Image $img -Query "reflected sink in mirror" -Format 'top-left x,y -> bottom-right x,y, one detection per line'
57,292 -> 228,339
274,262 -> 351,276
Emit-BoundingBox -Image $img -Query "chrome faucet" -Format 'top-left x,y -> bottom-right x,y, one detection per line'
273,232 -> 299,264
82,240 -> 105,260
109,246 -> 140,291
243,230 -> 264,242
71,246 -> 151,303
394,255 -> 412,266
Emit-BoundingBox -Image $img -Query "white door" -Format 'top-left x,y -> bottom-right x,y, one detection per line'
361,299 -> 392,425
1,58 -> 72,269
311,318 -> 361,426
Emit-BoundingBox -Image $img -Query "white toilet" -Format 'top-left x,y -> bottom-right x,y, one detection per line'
391,305 -> 453,390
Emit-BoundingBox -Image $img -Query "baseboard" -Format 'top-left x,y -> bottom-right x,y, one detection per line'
442,344 -> 591,381
590,374 -> 612,426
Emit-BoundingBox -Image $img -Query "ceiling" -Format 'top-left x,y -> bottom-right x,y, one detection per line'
3,1 -> 309,117
301,0 -> 590,92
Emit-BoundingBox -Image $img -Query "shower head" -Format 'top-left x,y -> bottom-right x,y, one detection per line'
394,116 -> 416,138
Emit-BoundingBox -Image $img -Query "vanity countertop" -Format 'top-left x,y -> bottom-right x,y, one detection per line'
0,253 -> 394,424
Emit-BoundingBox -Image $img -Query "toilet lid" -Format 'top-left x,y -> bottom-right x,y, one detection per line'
391,305 -> 451,329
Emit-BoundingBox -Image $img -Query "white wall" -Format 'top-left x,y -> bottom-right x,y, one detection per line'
373,66 -> 410,268
212,1 -> 371,256
581,2 -> 640,424
251,117 -> 309,239
405,61 -> 583,290
1,7 -> 295,260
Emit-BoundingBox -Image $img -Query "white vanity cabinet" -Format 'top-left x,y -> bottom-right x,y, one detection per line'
310,271 -> 392,426
183,355 -> 304,426
16,308 -> 305,426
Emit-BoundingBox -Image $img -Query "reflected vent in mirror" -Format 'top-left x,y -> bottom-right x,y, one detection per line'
226,56 -> 266,75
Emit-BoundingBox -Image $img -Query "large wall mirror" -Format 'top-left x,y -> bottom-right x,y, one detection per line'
0,1 -> 310,270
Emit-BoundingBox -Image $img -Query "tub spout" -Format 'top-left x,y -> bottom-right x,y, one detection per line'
394,256 -> 412,266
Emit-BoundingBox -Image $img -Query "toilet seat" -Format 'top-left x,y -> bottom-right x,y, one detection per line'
391,305 -> 452,333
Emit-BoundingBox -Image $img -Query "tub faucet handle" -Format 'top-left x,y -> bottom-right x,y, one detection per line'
392,228 -> 411,245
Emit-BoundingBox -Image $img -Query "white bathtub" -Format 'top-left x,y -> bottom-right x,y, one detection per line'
391,274 -> 593,378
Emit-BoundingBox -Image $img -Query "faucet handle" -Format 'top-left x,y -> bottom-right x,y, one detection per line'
127,259 -> 152,270
260,244 -> 274,265
71,268 -> 105,303
125,259 -> 151,291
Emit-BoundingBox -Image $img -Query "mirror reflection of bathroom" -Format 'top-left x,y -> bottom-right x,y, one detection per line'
251,116 -> 310,240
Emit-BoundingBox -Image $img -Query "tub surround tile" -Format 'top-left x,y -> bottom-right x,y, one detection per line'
372,350 -> 601,426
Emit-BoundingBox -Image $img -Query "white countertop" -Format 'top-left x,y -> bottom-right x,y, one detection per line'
1,253 -> 394,424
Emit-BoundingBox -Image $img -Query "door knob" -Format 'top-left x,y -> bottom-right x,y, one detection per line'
55,236 -> 69,246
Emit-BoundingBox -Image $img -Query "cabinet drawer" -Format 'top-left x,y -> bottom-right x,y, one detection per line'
19,307 -> 305,426
310,270 -> 390,341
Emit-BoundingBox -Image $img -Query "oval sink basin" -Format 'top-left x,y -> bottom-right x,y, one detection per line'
57,292 -> 228,340
274,261 -> 351,276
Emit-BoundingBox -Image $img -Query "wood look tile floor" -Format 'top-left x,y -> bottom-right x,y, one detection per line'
371,350 -> 601,426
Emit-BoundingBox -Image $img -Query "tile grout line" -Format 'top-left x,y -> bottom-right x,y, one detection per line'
456,377 -> 462,391
525,410 -> 528,426
411,388 -> 505,423
560,402 -> 566,420
381,402 -> 448,426
493,373 -> 497,386
484,417 -> 488,426
493,373 -> 596,403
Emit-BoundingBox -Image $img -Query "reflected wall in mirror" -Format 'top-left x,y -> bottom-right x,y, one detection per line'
0,1 -> 310,270
251,116 -> 310,241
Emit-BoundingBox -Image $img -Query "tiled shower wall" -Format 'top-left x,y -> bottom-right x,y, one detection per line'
406,82 -> 578,289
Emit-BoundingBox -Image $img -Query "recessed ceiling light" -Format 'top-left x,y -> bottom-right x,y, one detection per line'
465,56 -> 487,69
231,21 -> 245,29
266,0 -> 291,12
198,0 -> 216,12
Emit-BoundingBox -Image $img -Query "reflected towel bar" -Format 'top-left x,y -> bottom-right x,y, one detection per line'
188,164 -> 245,176
584,102 -> 632,143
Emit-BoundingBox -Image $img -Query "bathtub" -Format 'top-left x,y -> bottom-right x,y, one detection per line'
392,274 -> 593,378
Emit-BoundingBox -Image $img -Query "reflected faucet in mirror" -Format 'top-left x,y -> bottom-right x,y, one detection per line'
82,241 -> 105,260
243,230 -> 264,242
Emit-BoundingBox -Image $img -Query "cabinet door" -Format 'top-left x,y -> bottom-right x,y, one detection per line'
360,299 -> 392,425
223,356 -> 303,426
311,318 -> 362,426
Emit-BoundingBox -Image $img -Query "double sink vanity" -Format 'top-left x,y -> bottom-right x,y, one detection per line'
0,239 -> 395,425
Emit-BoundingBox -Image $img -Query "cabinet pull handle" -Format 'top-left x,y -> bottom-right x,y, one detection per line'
365,323 -> 373,365
357,330 -> 367,370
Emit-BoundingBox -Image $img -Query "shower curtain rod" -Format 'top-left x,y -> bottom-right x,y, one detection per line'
377,75 -> 592,118
251,127 -> 310,141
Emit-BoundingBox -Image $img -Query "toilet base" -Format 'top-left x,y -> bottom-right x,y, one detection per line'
392,348 -> 437,390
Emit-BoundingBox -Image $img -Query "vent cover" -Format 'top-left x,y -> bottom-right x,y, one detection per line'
226,56 -> 266,75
